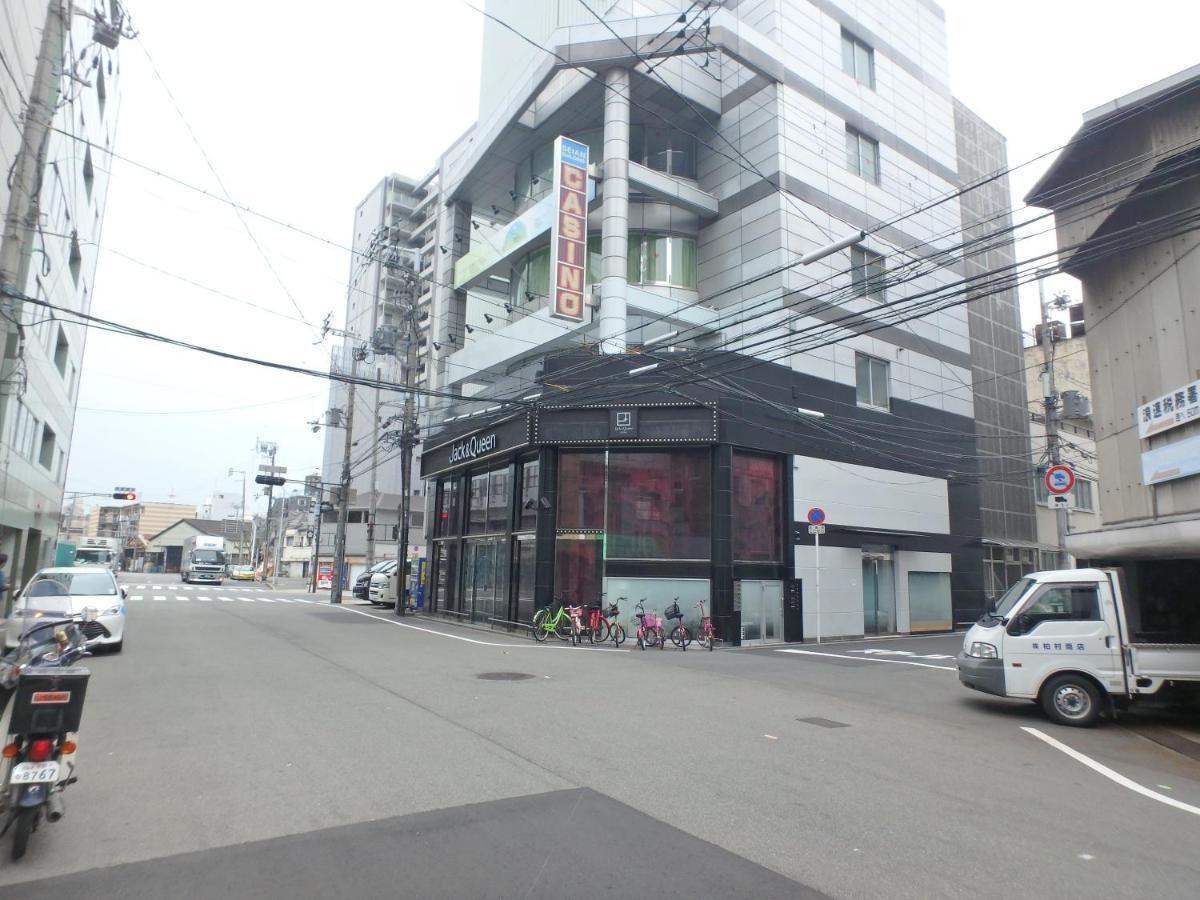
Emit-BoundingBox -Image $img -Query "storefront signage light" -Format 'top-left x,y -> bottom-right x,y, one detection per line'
448,432 -> 498,464
550,136 -> 590,321
1136,379 -> 1200,439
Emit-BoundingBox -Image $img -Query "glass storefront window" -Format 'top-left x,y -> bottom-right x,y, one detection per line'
733,453 -> 782,562
518,459 -> 539,532
606,451 -> 710,559
557,452 -> 605,529
512,246 -> 551,308
514,537 -> 537,623
432,541 -> 458,613
554,536 -> 603,606
467,472 -> 488,534
487,467 -> 509,534
435,477 -> 460,538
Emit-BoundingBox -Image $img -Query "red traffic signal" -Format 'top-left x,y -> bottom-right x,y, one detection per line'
111,492 -> 136,500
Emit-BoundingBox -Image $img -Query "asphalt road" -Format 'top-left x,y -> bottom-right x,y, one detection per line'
0,573 -> 1196,898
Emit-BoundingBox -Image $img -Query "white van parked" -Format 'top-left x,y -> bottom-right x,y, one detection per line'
958,567 -> 1200,726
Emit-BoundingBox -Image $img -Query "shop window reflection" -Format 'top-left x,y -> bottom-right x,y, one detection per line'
606,451 -> 710,559
733,453 -> 781,562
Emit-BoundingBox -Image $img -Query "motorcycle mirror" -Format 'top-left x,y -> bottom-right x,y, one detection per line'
120,586 -> 128,600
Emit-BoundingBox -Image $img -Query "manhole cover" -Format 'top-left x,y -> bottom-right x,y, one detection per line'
476,672 -> 535,681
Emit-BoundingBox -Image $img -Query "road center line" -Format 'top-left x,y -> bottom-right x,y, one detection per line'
776,648 -> 957,671
1021,726 -> 1200,817
331,604 -> 627,651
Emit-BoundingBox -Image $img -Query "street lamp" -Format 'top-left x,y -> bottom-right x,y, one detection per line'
228,468 -> 247,566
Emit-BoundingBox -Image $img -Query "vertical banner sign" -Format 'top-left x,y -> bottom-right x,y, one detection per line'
550,136 -> 589,321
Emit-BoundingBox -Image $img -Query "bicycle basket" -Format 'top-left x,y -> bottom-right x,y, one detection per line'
606,603 -> 620,617
664,602 -> 681,620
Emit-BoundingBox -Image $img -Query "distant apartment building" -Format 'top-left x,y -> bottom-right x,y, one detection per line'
1028,63 -> 1200,564
0,1 -> 124,591
320,174 -> 434,574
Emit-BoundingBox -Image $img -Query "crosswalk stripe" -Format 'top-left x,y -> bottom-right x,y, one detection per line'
153,595 -> 166,602
198,596 -> 212,601
130,595 -> 143,601
276,598 -> 292,604
176,596 -> 190,602
259,598 -> 274,603
219,596 -> 235,602
238,597 -> 254,602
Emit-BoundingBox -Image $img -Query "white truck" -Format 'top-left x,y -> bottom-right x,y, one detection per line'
181,535 -> 225,585
958,566 -> 1200,726
74,536 -> 121,572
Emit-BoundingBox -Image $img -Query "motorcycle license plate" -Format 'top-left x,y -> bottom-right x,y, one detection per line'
10,761 -> 59,784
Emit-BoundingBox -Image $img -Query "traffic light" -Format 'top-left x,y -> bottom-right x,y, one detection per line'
255,474 -> 286,487
111,492 -> 136,500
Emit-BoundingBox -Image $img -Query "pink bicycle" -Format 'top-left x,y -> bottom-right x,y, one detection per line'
694,599 -> 716,651
634,599 -> 663,650
568,604 -> 589,645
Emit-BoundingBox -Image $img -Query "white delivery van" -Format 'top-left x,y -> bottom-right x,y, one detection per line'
958,567 -> 1200,726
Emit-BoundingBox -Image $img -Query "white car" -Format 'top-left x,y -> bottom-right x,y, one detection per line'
6,566 -> 126,653
367,560 -> 398,606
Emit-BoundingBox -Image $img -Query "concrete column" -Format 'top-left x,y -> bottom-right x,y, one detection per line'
599,68 -> 630,354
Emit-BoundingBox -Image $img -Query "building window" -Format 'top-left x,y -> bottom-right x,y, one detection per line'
38,423 -> 56,470
518,459 -> 539,531
606,451 -> 710,559
467,471 -> 488,534
96,65 -> 106,116
638,125 -> 697,178
69,234 -> 82,285
1034,475 -> 1050,506
851,245 -> 885,301
347,510 -> 365,524
855,353 -> 890,410
840,29 -> 875,88
845,126 -> 880,185
486,467 -> 509,533
511,245 -> 550,306
8,400 -> 37,459
1075,477 -> 1094,512
54,327 -> 69,375
557,452 -> 605,530
82,147 -> 95,200
733,453 -> 782,562
628,233 -> 698,289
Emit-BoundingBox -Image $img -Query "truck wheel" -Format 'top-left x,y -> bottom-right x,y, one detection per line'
1041,674 -> 1102,727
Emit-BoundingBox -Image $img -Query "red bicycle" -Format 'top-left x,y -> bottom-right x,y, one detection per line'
694,599 -> 716,651
587,597 -> 626,646
634,599 -> 663,650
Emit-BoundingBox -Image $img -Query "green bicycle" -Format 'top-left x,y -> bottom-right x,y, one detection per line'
531,600 -> 575,642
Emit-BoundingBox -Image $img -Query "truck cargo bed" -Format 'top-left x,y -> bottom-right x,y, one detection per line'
1130,643 -> 1200,681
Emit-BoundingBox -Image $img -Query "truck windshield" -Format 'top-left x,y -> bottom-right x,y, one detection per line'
994,577 -> 1034,617
192,550 -> 225,565
74,550 -> 112,564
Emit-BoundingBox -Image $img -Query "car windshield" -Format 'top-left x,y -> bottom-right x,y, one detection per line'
21,572 -> 116,611
75,549 -> 113,564
192,549 -> 225,564
993,577 -> 1034,617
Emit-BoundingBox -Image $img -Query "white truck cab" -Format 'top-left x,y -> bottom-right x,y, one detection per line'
958,567 -> 1200,726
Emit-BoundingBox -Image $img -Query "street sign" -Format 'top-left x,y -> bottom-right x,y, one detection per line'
1051,495 -> 1070,507
113,486 -> 135,493
1045,464 -> 1075,495
806,507 -> 826,526
258,465 -> 288,474
808,524 -> 825,535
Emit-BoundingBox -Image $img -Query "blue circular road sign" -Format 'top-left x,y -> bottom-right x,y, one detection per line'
807,507 -> 826,525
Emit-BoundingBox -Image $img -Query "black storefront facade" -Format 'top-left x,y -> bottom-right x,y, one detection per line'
420,353 -> 986,645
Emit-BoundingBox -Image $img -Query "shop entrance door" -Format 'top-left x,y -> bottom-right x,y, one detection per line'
862,546 -> 897,635
739,580 -> 784,646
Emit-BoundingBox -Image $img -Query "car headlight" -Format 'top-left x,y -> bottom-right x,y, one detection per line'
103,605 -> 123,616
968,641 -> 998,659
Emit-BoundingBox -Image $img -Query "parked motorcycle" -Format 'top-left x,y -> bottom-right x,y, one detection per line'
0,614 -> 92,860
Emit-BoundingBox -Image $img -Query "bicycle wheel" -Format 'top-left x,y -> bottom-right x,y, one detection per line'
670,625 -> 684,647
591,617 -> 610,643
706,626 -> 715,651
637,628 -> 645,650
612,624 -> 626,646
554,615 -> 573,641
532,609 -> 549,642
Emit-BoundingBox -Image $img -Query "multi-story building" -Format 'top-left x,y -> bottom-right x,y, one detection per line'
320,175 -> 431,576
1023,306 -> 1100,564
0,1 -> 124,592
201,490 -> 241,522
1027,63 -> 1200,565
358,0 -> 1028,643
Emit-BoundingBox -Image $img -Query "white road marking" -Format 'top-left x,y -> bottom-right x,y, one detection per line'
330,604 -> 627,651
198,596 -> 212,602
175,596 -> 190,602
259,598 -> 274,603
276,598 -> 293,604
130,595 -> 143,602
849,649 -> 956,660
1022,726 -> 1200,817
238,597 -> 255,603
776,648 -> 957,671
153,595 -> 166,602
219,597 -> 235,602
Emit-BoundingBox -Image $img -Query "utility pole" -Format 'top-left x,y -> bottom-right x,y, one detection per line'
365,365 -> 382,567
256,441 -> 277,580
229,468 -> 247,565
1038,274 -> 1069,568
309,486 -> 324,593
331,352 -> 358,604
394,267 -> 420,617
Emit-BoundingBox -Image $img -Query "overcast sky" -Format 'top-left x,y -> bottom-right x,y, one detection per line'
65,0 -> 1200,513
